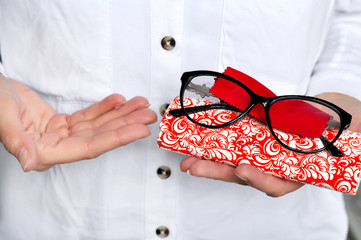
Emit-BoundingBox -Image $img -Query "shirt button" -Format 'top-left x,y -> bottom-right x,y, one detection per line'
161,36 -> 176,50
156,226 -> 169,238
157,166 -> 171,179
159,103 -> 170,116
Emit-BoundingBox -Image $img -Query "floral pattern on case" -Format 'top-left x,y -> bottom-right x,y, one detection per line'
158,97 -> 361,194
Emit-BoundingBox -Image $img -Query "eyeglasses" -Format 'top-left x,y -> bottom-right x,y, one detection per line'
169,70 -> 352,157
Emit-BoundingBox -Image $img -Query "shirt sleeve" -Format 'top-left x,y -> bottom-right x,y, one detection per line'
0,45 -> 5,75
0,62 -> 4,75
308,0 -> 361,100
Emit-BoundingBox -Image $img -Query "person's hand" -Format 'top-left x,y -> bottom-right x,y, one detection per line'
0,75 -> 157,171
180,157 -> 303,197
315,92 -> 361,133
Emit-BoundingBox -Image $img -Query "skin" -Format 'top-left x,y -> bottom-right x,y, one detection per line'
0,75 -> 158,171
1,74 -> 360,197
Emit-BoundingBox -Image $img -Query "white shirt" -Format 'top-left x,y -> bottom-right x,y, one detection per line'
1,1 -> 361,239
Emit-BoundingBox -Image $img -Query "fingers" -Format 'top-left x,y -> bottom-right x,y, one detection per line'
180,157 -> 246,185
69,96 -> 154,133
180,157 -> 304,197
83,123 -> 152,159
99,96 -> 153,124
234,164 -> 304,197
68,94 -> 126,126
109,96 -> 151,116
41,123 -> 151,163
71,108 -> 157,138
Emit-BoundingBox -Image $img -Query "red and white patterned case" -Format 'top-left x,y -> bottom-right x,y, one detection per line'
158,97 -> 361,194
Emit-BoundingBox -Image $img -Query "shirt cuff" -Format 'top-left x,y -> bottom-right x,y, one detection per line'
308,70 -> 361,100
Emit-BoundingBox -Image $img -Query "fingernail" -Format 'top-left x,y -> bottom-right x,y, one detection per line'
114,101 -> 126,110
19,148 -> 30,171
235,172 -> 248,183
186,169 -> 192,176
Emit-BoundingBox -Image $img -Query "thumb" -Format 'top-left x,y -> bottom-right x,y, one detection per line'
234,164 -> 303,197
0,121 -> 38,172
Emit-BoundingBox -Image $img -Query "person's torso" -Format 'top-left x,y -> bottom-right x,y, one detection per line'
0,1 -> 347,239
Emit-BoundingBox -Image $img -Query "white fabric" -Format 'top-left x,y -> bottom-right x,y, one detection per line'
0,52 -> 4,74
0,64 -> 4,75
1,0 -> 361,239
308,0 -> 361,99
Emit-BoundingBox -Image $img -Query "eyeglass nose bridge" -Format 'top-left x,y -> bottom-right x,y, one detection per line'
246,90 -> 274,104
245,95 -> 274,117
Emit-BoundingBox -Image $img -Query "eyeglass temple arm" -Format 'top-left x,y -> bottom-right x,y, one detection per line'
168,104 -> 242,117
320,135 -> 344,157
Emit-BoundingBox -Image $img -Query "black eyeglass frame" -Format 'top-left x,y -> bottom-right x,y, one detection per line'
170,70 -> 352,157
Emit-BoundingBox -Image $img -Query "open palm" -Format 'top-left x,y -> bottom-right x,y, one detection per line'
0,77 -> 157,171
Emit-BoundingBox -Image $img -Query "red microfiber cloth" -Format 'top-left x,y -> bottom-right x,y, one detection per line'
209,67 -> 330,138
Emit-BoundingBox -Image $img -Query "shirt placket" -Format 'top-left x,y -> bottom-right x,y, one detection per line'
145,0 -> 184,239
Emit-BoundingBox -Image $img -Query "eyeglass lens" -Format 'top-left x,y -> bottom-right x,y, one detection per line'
183,75 -> 248,126
269,99 -> 341,152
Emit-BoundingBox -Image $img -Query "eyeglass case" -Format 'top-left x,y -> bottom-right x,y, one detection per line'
157,97 -> 361,194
